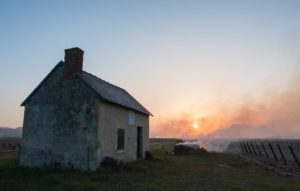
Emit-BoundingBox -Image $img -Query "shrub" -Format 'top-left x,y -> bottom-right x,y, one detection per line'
50,159 -> 61,169
67,160 -> 74,170
145,151 -> 153,160
101,157 -> 123,169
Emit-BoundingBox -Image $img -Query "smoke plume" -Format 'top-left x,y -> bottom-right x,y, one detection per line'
152,65 -> 300,139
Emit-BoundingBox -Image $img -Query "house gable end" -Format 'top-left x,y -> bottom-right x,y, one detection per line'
21,61 -> 64,106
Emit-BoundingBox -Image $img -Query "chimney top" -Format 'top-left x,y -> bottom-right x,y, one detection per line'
65,47 -> 84,54
64,47 -> 84,80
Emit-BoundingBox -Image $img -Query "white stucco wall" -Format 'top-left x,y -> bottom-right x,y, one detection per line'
98,102 -> 149,162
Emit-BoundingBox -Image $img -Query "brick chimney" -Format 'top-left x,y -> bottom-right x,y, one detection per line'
64,47 -> 84,80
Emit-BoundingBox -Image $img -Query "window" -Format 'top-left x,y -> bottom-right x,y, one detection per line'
117,128 -> 125,150
128,111 -> 135,125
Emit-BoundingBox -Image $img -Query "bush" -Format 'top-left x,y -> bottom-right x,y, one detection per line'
50,159 -> 61,169
145,151 -> 153,160
101,157 -> 123,169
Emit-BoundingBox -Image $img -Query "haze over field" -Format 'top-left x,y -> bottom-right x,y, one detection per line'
153,67 -> 300,139
1,1 -> 300,139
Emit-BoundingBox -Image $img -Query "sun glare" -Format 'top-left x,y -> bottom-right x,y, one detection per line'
192,122 -> 199,129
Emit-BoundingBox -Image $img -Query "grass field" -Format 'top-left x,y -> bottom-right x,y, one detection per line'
0,140 -> 300,191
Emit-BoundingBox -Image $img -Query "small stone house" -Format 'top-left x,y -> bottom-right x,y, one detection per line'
19,47 -> 152,171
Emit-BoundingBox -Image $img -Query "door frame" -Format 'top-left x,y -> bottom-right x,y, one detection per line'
137,126 -> 143,159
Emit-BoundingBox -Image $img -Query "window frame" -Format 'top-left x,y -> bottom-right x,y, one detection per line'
128,111 -> 136,125
117,128 -> 125,151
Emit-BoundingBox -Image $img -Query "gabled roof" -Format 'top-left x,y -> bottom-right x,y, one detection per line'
21,62 -> 152,116
78,72 -> 152,116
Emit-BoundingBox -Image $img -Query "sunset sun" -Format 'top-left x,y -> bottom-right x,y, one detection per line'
192,122 -> 200,129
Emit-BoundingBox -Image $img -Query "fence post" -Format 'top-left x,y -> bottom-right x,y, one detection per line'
277,144 -> 287,165
261,143 -> 269,159
240,142 -> 245,153
255,143 -> 262,156
243,142 -> 249,154
246,142 -> 252,154
269,143 -> 278,161
250,143 -> 257,155
288,145 -> 300,168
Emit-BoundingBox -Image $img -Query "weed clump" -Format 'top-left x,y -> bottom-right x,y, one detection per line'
145,151 -> 153,160
101,157 -> 123,169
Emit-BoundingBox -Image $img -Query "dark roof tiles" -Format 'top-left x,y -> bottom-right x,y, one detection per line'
78,71 -> 151,116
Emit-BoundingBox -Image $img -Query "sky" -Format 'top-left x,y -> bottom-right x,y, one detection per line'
1,0 -> 300,138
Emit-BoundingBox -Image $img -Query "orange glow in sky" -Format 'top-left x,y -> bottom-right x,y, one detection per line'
150,69 -> 300,139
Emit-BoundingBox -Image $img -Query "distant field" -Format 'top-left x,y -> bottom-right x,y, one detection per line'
0,137 -> 21,142
0,139 -> 300,191
0,137 -> 21,151
149,138 -> 182,143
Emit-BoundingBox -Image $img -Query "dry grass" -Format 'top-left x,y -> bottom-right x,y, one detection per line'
0,139 -> 299,191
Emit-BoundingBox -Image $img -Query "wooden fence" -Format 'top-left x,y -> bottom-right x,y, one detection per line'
228,140 -> 300,168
